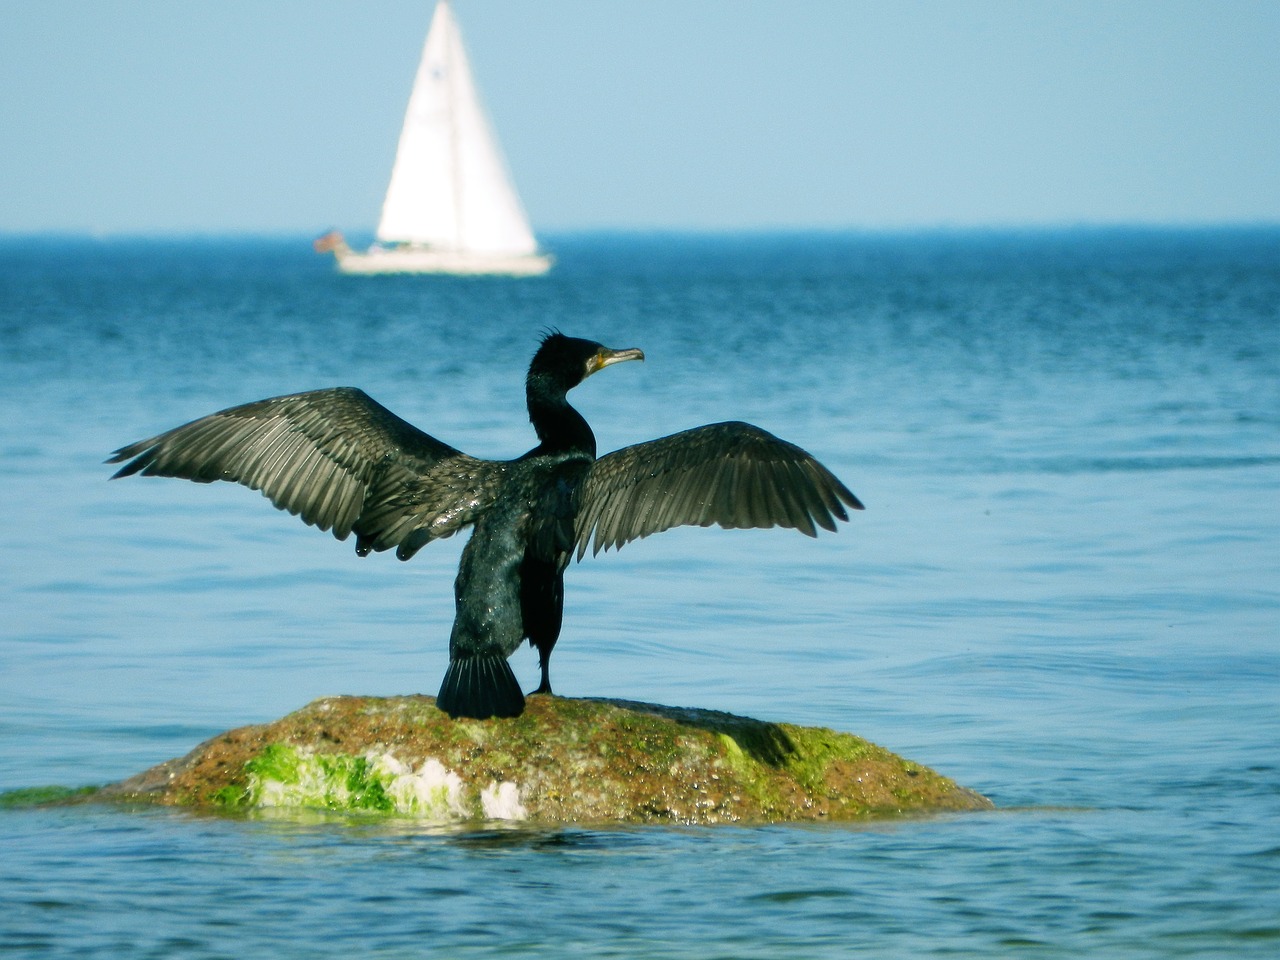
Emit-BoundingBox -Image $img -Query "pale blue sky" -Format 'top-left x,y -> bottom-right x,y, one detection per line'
2,0 -> 1277,235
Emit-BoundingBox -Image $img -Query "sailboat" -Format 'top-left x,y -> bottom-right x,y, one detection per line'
318,0 -> 552,276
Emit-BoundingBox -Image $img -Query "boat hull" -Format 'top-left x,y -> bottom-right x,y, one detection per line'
336,246 -> 553,277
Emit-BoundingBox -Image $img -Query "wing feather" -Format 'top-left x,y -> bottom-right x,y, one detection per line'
776,460 -> 817,537
108,387 -> 499,558
575,421 -> 862,559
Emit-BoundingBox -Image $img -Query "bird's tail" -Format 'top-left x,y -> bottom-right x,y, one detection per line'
436,655 -> 525,719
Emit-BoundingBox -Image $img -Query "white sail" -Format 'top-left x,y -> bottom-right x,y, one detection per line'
323,0 -> 551,275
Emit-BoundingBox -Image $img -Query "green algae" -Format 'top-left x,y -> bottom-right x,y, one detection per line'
0,785 -> 99,809
714,731 -> 787,815
778,726 -> 877,792
214,743 -> 483,819
226,743 -> 392,812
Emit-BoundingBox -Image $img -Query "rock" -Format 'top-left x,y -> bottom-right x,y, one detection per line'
88,695 -> 991,824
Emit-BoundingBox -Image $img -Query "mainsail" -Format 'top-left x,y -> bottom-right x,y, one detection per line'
321,0 -> 551,275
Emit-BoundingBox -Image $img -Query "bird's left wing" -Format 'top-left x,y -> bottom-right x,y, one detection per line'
574,421 -> 863,559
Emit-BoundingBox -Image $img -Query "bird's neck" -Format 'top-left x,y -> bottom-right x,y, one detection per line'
527,388 -> 597,457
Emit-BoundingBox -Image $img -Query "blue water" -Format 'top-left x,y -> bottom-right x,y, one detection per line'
2,230 -> 1278,957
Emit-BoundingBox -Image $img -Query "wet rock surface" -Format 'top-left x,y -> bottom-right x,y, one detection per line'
93,695 -> 991,824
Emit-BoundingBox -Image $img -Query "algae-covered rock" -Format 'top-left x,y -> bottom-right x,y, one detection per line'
91,696 -> 990,825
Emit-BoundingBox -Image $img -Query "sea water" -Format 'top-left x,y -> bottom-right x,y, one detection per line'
1,230 -> 1277,957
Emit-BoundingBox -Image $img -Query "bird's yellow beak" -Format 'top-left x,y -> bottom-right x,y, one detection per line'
587,345 -> 645,376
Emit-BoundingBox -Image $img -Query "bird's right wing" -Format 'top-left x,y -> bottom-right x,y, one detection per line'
574,421 -> 863,559
108,387 -> 505,559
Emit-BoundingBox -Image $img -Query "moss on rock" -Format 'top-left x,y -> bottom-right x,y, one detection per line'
82,695 -> 990,825
0,785 -> 99,809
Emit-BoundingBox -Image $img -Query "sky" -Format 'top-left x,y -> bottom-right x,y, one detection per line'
2,0 -> 1278,235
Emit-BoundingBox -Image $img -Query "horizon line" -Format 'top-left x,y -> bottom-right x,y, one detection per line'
3,220 -> 1279,243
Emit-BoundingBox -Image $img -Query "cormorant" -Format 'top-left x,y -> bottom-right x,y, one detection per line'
108,333 -> 863,719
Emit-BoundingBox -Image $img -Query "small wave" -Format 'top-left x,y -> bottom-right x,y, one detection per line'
974,453 -> 1280,476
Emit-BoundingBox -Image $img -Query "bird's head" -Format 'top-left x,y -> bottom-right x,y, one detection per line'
528,331 -> 645,394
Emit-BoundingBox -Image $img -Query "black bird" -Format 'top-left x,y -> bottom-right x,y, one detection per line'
108,333 -> 863,719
